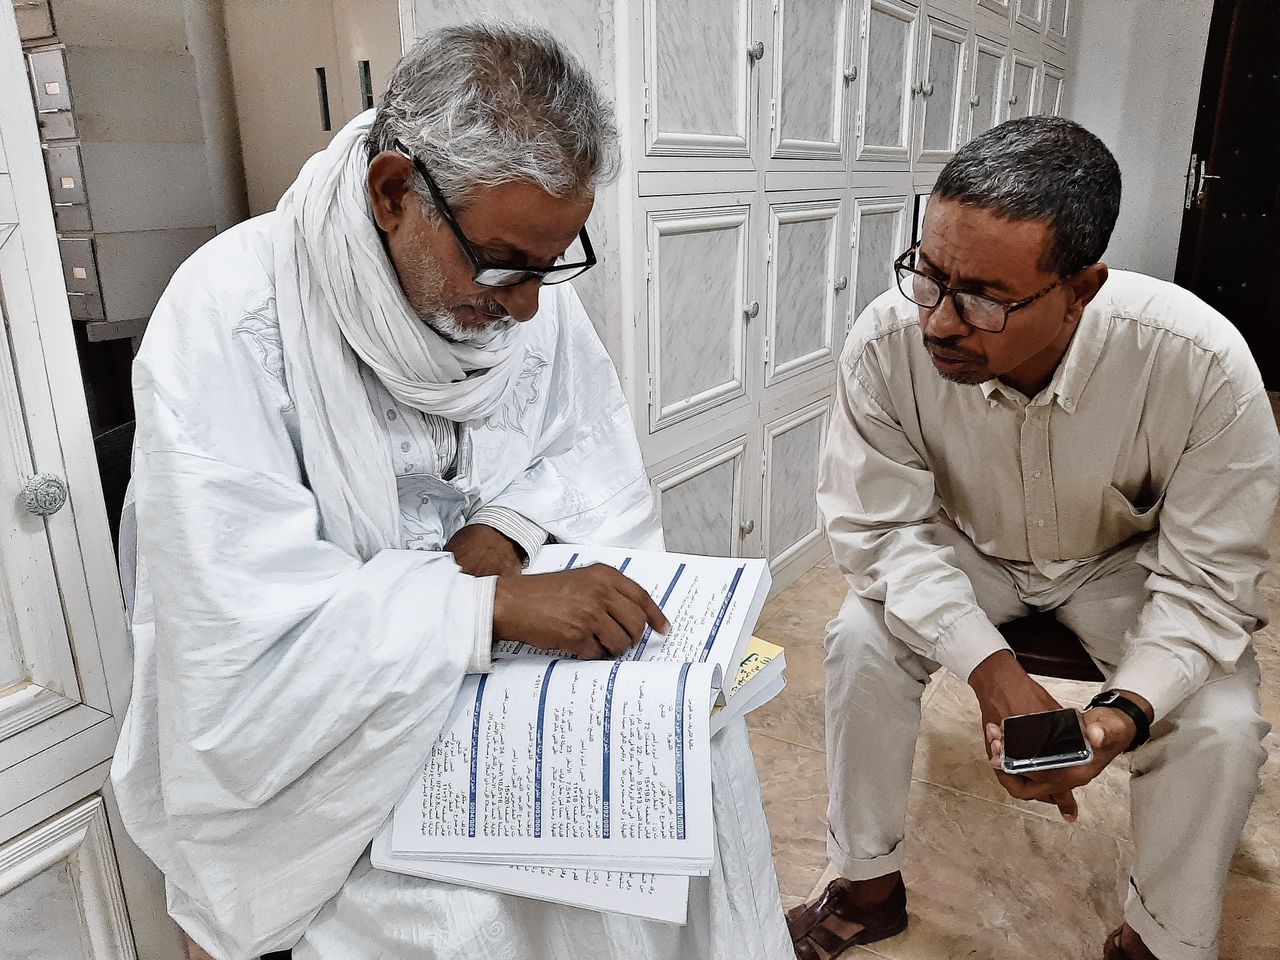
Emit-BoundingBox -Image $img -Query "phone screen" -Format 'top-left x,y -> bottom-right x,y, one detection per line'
1002,708 -> 1088,762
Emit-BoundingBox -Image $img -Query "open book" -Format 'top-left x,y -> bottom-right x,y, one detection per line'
373,545 -> 781,922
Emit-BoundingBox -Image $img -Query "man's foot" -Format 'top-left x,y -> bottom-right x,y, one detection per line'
787,873 -> 908,960
1103,924 -> 1159,960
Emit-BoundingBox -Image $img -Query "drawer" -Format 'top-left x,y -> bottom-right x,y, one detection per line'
28,48 -> 71,113
12,0 -> 56,42
43,145 -> 91,232
57,237 -> 104,321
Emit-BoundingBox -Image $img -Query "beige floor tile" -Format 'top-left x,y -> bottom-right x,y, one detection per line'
1219,873 -> 1280,960
859,781 -> 1132,960
750,732 -> 831,906
1232,729 -> 1280,885
747,626 -> 827,752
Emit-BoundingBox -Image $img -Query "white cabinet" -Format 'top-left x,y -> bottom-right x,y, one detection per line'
0,7 -> 177,956
643,0 -> 758,165
762,395 -> 831,570
854,0 -> 918,165
1005,49 -> 1039,121
850,189 -> 912,323
654,438 -> 754,559
915,12 -> 968,164
768,0 -> 854,164
1014,0 -> 1045,32
763,193 -> 845,388
1041,60 -> 1064,115
966,33 -> 1008,140
1046,0 -> 1069,48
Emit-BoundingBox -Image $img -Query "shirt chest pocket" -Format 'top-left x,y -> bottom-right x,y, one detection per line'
1099,483 -> 1164,547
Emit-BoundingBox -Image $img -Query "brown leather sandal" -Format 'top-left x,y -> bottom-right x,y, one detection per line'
787,874 -> 908,960
1103,926 -> 1157,960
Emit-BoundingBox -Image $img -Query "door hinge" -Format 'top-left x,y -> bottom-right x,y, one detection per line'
761,450 -> 769,478
860,6 -> 869,37
646,373 -> 655,405
763,335 -> 771,364
766,234 -> 774,263
855,112 -> 864,141
642,81 -> 651,122
770,97 -> 777,131
644,248 -> 653,279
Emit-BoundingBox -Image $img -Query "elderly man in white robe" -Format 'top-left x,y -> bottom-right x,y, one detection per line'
110,22 -> 790,960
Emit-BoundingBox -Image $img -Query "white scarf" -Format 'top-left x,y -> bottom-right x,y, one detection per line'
273,111 -> 528,559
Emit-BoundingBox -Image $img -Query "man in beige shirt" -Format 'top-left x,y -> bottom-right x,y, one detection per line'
789,117 -> 1277,960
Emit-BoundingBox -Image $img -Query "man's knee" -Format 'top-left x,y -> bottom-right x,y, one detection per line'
824,591 -> 934,685
1149,686 -> 1269,789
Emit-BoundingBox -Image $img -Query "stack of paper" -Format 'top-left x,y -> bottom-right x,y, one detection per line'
372,545 -> 787,923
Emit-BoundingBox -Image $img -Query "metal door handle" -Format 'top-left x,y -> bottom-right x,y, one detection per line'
744,300 -> 760,319
923,82 -> 935,97
21,472 -> 68,516
1008,93 -> 1019,105
834,275 -> 848,291
843,67 -> 858,82
748,41 -> 765,62
739,519 -> 755,536
970,95 -> 981,107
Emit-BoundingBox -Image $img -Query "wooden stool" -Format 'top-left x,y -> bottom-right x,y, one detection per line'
998,612 -> 1105,683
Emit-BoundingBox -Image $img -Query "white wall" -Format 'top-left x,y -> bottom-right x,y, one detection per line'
1062,0 -> 1213,280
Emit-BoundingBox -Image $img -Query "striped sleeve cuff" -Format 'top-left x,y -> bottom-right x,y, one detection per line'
471,506 -> 548,566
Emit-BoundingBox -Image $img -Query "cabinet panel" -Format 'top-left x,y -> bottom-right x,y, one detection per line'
646,0 -> 754,158
766,197 -> 841,386
966,35 -> 1007,141
655,439 -> 748,558
856,0 -> 916,164
1005,51 -> 1037,121
916,15 -> 966,164
851,193 -> 909,322
0,797 -> 135,960
1046,0 -> 1069,46
770,0 -> 850,162
763,399 -> 830,567
1014,0 -> 1045,31
647,203 -> 751,431
1040,62 -> 1064,116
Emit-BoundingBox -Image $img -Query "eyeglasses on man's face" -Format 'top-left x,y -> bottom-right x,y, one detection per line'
893,243 -> 1066,333
392,140 -> 596,289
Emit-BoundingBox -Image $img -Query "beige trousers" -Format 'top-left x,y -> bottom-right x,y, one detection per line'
825,527 -> 1269,960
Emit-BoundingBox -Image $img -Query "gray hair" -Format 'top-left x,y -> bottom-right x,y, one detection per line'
367,20 -> 620,208
933,116 -> 1121,275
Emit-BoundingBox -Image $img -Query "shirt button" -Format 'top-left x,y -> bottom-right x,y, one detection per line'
386,409 -> 398,420
1063,399 -> 1074,408
401,441 -> 411,452
1037,520 -> 1046,527
1033,470 -> 1043,479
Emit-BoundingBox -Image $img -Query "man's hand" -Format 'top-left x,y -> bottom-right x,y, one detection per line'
445,523 -> 524,579
968,650 -> 1080,821
985,690 -> 1152,812
492,564 -> 671,660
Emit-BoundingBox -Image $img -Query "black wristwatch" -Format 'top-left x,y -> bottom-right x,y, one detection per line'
1087,690 -> 1152,752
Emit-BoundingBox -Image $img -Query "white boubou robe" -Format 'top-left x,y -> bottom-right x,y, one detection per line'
110,214 -> 791,960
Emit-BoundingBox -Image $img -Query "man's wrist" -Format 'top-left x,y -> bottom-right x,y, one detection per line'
1087,689 -> 1153,751
967,649 -> 1021,697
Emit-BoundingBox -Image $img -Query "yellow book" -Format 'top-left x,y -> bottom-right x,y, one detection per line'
711,636 -> 786,732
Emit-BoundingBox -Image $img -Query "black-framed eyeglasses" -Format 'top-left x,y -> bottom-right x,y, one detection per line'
893,243 -> 1065,333
392,139 -> 596,288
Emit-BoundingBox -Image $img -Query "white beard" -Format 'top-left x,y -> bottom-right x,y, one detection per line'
420,307 -> 515,344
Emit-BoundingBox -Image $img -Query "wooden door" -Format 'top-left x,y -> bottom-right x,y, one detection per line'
1174,0 -> 1280,388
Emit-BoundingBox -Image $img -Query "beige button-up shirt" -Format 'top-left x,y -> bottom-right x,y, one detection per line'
818,269 -> 1279,719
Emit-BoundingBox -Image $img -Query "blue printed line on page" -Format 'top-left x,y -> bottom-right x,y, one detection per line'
698,565 -> 745,662
674,660 -> 691,840
602,659 -> 622,838
619,557 -> 631,573
534,660 -> 558,838
630,562 -> 686,660
468,675 -> 488,838
564,552 -> 580,570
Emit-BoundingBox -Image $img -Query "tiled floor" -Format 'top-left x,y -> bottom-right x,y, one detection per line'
751,525 -> 1280,959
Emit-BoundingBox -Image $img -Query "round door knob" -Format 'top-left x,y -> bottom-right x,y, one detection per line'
970,95 -> 981,107
834,275 -> 849,291
747,41 -> 765,62
739,519 -> 755,536
743,300 -> 760,319
923,82 -> 935,97
21,472 -> 68,517
843,67 -> 858,82
1009,93 -> 1019,105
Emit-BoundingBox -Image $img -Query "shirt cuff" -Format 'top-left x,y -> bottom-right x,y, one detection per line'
469,575 -> 497,675
1107,647 -> 1192,722
935,608 -> 1012,682
471,506 -> 548,566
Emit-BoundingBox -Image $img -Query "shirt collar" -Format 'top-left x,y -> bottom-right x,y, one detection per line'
978,279 -> 1111,414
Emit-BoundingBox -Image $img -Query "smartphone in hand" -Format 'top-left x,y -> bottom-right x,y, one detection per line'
1000,707 -> 1093,774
